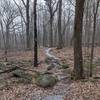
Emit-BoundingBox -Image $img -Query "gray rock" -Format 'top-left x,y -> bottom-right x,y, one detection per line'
36,74 -> 57,88
47,62 -> 61,71
47,64 -> 55,70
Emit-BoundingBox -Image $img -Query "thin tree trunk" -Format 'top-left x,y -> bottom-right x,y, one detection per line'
49,15 -> 53,47
34,0 -> 38,67
90,0 -> 100,77
57,0 -> 63,49
26,0 -> 30,50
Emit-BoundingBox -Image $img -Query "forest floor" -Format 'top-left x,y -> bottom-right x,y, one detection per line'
0,47 -> 100,100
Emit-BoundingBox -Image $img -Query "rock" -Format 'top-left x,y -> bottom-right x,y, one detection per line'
52,59 -> 60,65
0,62 -> 6,70
47,63 -> 61,71
12,69 -> 33,84
0,79 -> 7,89
47,64 -> 55,70
61,63 -> 69,69
42,95 -> 64,100
36,74 -> 58,88
13,69 -> 26,77
45,48 -> 61,71
57,75 -> 69,81
45,57 -> 52,64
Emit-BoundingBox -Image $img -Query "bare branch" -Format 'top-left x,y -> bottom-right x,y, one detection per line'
13,0 -> 26,24
21,0 -> 26,8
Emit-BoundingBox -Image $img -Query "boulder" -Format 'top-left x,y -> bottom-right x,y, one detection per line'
36,74 -> 58,88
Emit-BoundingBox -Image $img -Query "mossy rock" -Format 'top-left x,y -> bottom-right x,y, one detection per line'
45,57 -> 53,64
61,63 -> 69,69
0,63 -> 6,68
0,62 -> 8,71
13,69 -> 33,83
36,74 -> 58,88
0,79 -> 7,89
13,69 -> 25,77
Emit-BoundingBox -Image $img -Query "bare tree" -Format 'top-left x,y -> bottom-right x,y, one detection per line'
0,0 -> 19,61
90,0 -> 100,77
13,0 -> 31,50
44,0 -> 59,47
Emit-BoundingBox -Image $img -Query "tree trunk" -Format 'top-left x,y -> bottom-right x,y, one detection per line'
26,0 -> 30,50
5,24 -> 10,62
57,0 -> 63,49
49,15 -> 53,47
73,0 -> 85,79
34,0 -> 38,67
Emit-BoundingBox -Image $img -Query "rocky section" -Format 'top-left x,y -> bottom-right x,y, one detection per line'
45,48 -> 61,70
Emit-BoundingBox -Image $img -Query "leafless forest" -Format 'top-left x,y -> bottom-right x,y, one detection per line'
0,0 -> 100,100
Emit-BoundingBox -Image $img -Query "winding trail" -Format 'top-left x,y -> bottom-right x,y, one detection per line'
45,48 -> 59,60
42,48 -> 68,100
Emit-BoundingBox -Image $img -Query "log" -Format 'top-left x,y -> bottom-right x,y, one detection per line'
0,66 -> 18,74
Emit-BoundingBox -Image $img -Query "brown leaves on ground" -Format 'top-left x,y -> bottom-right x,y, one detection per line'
64,80 -> 100,100
0,47 -> 100,100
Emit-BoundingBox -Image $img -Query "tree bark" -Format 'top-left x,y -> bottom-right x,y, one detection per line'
73,0 -> 85,79
49,14 -> 53,47
57,0 -> 63,49
26,0 -> 30,50
34,0 -> 38,67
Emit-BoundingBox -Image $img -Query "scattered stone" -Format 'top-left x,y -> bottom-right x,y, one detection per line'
0,79 -> 7,89
46,62 -> 61,71
0,62 -> 6,70
45,57 -> 53,64
61,63 -> 69,69
47,64 -> 55,70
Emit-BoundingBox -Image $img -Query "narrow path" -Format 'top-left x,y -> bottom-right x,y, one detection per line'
42,48 -> 70,100
45,48 -> 59,60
